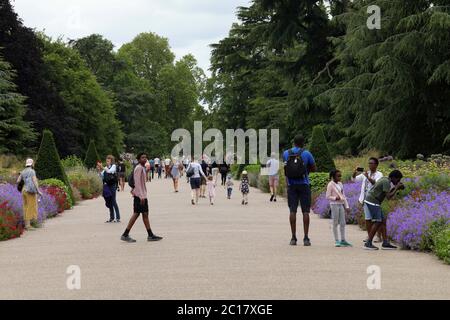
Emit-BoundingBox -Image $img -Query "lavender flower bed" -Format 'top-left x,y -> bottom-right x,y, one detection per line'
387,191 -> 450,250
312,182 -> 362,224
0,183 -> 58,224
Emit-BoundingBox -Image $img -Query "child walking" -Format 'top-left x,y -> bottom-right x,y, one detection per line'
326,170 -> 352,247
239,171 -> 250,205
206,175 -> 216,205
226,174 -> 234,199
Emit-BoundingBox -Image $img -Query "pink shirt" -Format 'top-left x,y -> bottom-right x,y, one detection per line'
132,165 -> 147,199
326,181 -> 349,209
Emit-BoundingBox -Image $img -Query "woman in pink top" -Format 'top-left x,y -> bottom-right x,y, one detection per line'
326,170 -> 352,247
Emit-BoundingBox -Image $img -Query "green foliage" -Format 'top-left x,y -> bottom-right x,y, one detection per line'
309,172 -> 330,195
84,140 -> 100,169
433,227 -> 450,264
40,178 -> 73,208
421,218 -> 449,252
309,126 -> 336,173
35,130 -> 72,195
418,173 -> 450,192
0,55 -> 36,154
61,155 -> 84,169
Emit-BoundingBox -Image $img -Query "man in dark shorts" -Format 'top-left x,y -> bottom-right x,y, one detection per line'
283,135 -> 317,246
121,153 -> 163,243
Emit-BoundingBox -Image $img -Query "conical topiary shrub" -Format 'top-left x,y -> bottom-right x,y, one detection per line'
84,140 -> 101,169
309,125 -> 336,173
35,129 -> 72,188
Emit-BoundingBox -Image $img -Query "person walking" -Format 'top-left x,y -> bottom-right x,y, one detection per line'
326,170 -> 352,247
164,158 -> 171,179
149,158 -> 155,180
186,159 -> 207,205
117,159 -> 127,192
206,176 -> 216,205
266,153 -> 280,202
239,171 -> 250,205
363,170 -> 404,251
102,155 -> 121,223
17,159 -> 43,230
154,157 -> 161,179
171,160 -> 181,193
226,174 -> 234,199
121,153 -> 163,243
283,134 -> 317,247
211,160 -> 219,184
352,157 -> 384,243
219,161 -> 230,186
200,159 -> 210,198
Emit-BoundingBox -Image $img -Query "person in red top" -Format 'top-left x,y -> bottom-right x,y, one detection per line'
121,153 -> 163,243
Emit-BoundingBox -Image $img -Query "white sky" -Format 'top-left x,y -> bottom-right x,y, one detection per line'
11,0 -> 251,74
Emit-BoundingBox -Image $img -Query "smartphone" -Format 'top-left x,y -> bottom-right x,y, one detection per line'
357,167 -> 364,172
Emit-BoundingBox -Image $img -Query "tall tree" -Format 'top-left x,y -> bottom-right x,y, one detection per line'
0,55 -> 35,154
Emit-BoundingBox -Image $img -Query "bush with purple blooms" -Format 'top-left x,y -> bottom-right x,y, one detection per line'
312,181 -> 362,224
0,183 -> 59,240
387,191 -> 450,250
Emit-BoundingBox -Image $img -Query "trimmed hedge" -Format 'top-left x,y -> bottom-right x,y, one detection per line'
35,130 -> 73,196
40,178 -> 74,209
84,140 -> 101,169
309,125 -> 335,173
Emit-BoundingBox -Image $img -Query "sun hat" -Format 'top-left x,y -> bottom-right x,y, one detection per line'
25,159 -> 34,167
242,170 -> 248,175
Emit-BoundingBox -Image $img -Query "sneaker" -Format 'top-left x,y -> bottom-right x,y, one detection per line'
274,198 -> 277,202
364,242 -> 379,250
121,235 -> 136,243
290,238 -> 297,246
303,238 -> 311,247
363,238 -> 368,243
148,235 -> 163,242
340,240 -> 352,247
270,195 -> 274,202
381,242 -> 397,250
335,241 -> 342,247
191,200 -> 195,205
105,219 -> 114,223
245,202 -> 248,205
242,200 -> 245,205
116,220 -> 121,223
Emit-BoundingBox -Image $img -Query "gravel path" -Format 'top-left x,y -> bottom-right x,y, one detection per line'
1,178 -> 449,299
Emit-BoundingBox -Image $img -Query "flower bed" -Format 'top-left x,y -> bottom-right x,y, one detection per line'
65,166 -> 102,200
0,183 -> 59,241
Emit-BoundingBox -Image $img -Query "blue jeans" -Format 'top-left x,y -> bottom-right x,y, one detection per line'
109,185 -> 120,221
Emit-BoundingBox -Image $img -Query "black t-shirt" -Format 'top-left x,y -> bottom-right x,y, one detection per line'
118,163 -> 126,173
219,163 -> 229,173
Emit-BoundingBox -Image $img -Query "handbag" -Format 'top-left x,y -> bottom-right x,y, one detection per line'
186,166 -> 195,178
17,179 -> 24,192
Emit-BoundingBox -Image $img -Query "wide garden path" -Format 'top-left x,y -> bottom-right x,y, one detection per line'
1,177 -> 449,300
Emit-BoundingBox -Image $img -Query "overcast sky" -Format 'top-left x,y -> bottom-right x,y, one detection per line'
12,0 -> 251,73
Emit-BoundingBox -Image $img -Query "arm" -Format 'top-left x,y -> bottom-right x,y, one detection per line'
386,183 -> 403,200
32,175 -> 42,196
16,174 -> 22,184
352,173 -> 365,182
199,165 -> 206,178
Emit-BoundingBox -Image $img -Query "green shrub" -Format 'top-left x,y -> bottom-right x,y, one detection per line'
310,172 -> 330,195
418,173 -> 450,192
66,166 -> 102,199
84,140 -> 101,169
421,218 -> 449,251
61,155 -> 84,169
40,178 -> 73,208
309,126 -> 336,173
35,130 -> 72,196
433,227 -> 450,264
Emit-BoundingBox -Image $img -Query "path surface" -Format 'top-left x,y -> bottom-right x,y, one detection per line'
1,178 -> 449,300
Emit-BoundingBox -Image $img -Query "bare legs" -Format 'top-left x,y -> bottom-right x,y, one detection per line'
290,212 -> 310,240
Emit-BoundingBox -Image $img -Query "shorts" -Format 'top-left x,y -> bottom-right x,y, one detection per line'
287,184 -> 311,214
133,196 -> 149,214
118,172 -> 126,178
364,202 -> 384,222
269,175 -> 279,187
190,177 -> 201,189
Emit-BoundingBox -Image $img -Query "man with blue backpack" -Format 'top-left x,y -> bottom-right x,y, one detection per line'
283,135 -> 317,247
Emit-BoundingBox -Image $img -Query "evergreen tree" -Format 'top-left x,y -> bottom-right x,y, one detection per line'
0,56 -> 36,154
84,140 -> 100,169
309,126 -> 335,173
35,129 -> 71,188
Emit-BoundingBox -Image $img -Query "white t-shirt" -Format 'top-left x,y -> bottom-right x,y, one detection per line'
154,158 -> 160,165
266,158 -> 280,176
164,159 -> 171,166
187,162 -> 205,179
